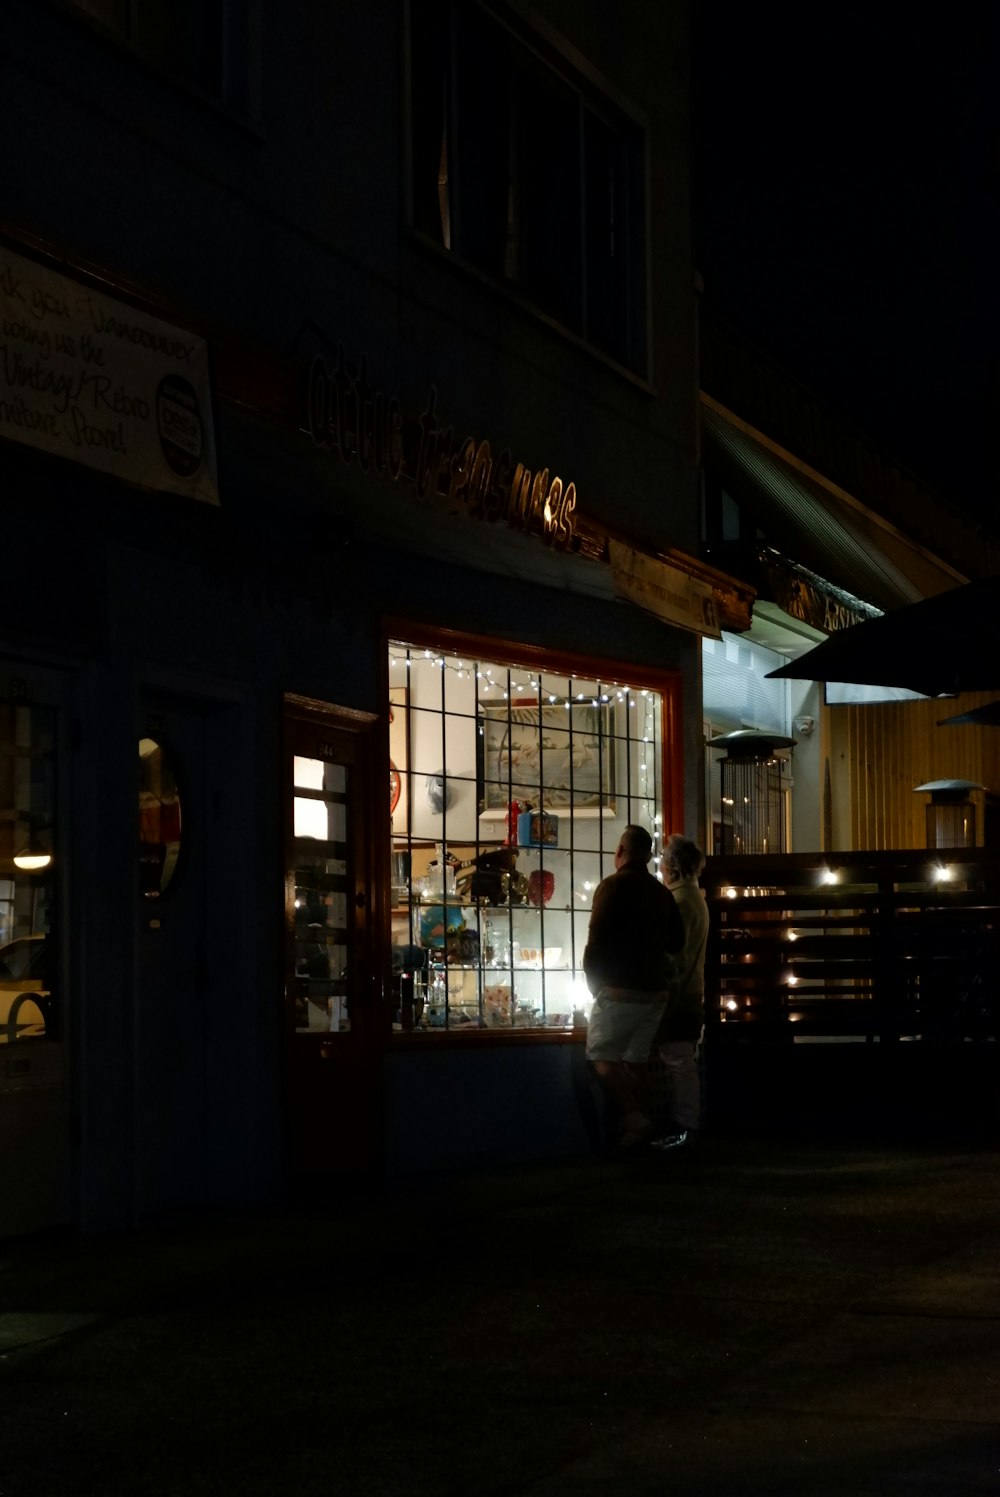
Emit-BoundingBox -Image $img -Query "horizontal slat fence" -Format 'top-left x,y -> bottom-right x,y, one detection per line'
704,850 -> 1000,1045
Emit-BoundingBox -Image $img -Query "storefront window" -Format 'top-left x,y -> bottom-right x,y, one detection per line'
388,640 -> 665,1032
0,703 -> 56,1043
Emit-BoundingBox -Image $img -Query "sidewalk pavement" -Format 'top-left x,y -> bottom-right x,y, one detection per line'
1,1136 -> 998,1496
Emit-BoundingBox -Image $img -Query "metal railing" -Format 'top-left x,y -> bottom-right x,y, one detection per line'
704,850 -> 1000,1045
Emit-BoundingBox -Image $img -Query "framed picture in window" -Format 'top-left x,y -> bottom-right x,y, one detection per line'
478,700 -> 616,819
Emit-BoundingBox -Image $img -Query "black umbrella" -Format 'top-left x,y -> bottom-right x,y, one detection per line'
766,578 -> 1000,697
938,700 -> 1000,727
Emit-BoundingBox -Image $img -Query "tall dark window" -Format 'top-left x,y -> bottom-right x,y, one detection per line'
410,2 -> 647,376
66,0 -> 252,115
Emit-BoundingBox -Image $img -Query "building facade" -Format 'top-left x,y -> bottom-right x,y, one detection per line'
697,315 -> 1000,855
0,1 -> 746,1235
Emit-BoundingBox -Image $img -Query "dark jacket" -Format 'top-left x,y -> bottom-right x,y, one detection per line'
582,859 -> 685,995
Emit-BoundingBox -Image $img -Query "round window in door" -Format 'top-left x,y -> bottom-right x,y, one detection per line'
138,738 -> 183,898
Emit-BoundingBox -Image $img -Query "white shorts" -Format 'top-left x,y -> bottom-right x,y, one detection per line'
585,990 -> 667,1064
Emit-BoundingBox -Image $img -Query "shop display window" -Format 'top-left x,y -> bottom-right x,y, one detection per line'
388,640 -> 666,1033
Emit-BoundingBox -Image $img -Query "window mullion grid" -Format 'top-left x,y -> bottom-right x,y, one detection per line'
405,646 -> 416,948
504,664 -> 515,1027
471,656 -> 483,1025
624,686 -> 634,836
437,649 -> 451,1027
535,672 -> 546,1017
654,693 -> 664,874
596,677 -> 605,852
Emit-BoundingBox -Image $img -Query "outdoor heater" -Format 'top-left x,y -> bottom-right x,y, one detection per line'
708,731 -> 796,855
913,779 -> 983,849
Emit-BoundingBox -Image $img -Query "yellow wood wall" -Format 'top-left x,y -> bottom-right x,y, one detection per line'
828,692 -> 1000,850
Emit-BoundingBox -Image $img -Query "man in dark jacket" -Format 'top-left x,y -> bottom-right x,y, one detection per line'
583,824 -> 684,1150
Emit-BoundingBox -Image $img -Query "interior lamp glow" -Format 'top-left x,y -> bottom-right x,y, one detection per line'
14,851 -> 52,871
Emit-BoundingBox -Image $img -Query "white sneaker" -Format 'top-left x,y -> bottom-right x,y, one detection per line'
650,1129 -> 697,1151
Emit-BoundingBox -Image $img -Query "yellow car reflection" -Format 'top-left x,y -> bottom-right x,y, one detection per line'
0,935 -> 49,1042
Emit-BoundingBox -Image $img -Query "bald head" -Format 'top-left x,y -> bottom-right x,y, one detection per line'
616,824 -> 653,865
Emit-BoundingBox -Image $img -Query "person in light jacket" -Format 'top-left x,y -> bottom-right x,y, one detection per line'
651,834 -> 709,1151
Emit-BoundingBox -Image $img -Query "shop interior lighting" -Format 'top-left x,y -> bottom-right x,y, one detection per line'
931,864 -> 955,882
13,850 -> 52,871
724,886 -> 738,899
820,868 -> 839,885
725,998 -> 739,1011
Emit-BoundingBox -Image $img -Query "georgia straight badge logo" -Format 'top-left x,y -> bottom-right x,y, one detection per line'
156,374 -> 204,478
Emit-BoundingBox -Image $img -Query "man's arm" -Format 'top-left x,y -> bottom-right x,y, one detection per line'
582,879 -> 614,994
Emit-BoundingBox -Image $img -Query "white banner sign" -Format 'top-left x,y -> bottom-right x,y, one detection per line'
609,540 -> 721,638
0,247 -> 218,504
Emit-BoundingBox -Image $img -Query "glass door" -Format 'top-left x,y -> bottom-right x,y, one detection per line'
291,755 -> 352,1036
0,676 -> 70,1238
283,701 -> 380,1183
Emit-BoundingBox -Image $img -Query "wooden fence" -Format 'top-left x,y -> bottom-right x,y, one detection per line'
704,850 -> 1000,1046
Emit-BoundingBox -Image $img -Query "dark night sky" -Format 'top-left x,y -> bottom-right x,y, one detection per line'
692,5 -> 998,527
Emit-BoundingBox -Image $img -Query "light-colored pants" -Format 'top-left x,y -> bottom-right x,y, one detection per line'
586,990 -> 667,1063
657,1039 -> 701,1130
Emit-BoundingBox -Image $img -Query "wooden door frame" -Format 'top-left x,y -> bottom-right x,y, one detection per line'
281,695 -> 388,1184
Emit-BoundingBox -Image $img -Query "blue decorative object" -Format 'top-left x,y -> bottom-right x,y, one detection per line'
418,904 -> 466,948
517,810 -> 559,847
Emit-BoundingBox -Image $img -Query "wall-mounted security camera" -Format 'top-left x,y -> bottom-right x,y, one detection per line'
793,716 -> 816,736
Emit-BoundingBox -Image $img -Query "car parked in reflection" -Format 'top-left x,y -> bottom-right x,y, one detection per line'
0,934 -> 50,1041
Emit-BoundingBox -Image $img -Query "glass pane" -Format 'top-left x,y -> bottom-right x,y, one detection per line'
0,704 -> 57,1044
139,738 -> 182,897
294,756 -> 325,790
294,797 -> 347,843
293,852 -> 351,1033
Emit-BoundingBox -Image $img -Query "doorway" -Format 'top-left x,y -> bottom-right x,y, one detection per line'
282,697 -> 381,1185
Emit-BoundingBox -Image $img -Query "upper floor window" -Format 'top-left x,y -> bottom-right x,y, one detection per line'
66,0 -> 255,116
409,2 -> 648,377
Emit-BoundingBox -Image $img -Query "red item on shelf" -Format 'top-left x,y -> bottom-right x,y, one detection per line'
528,870 -> 555,907
504,800 -> 521,847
